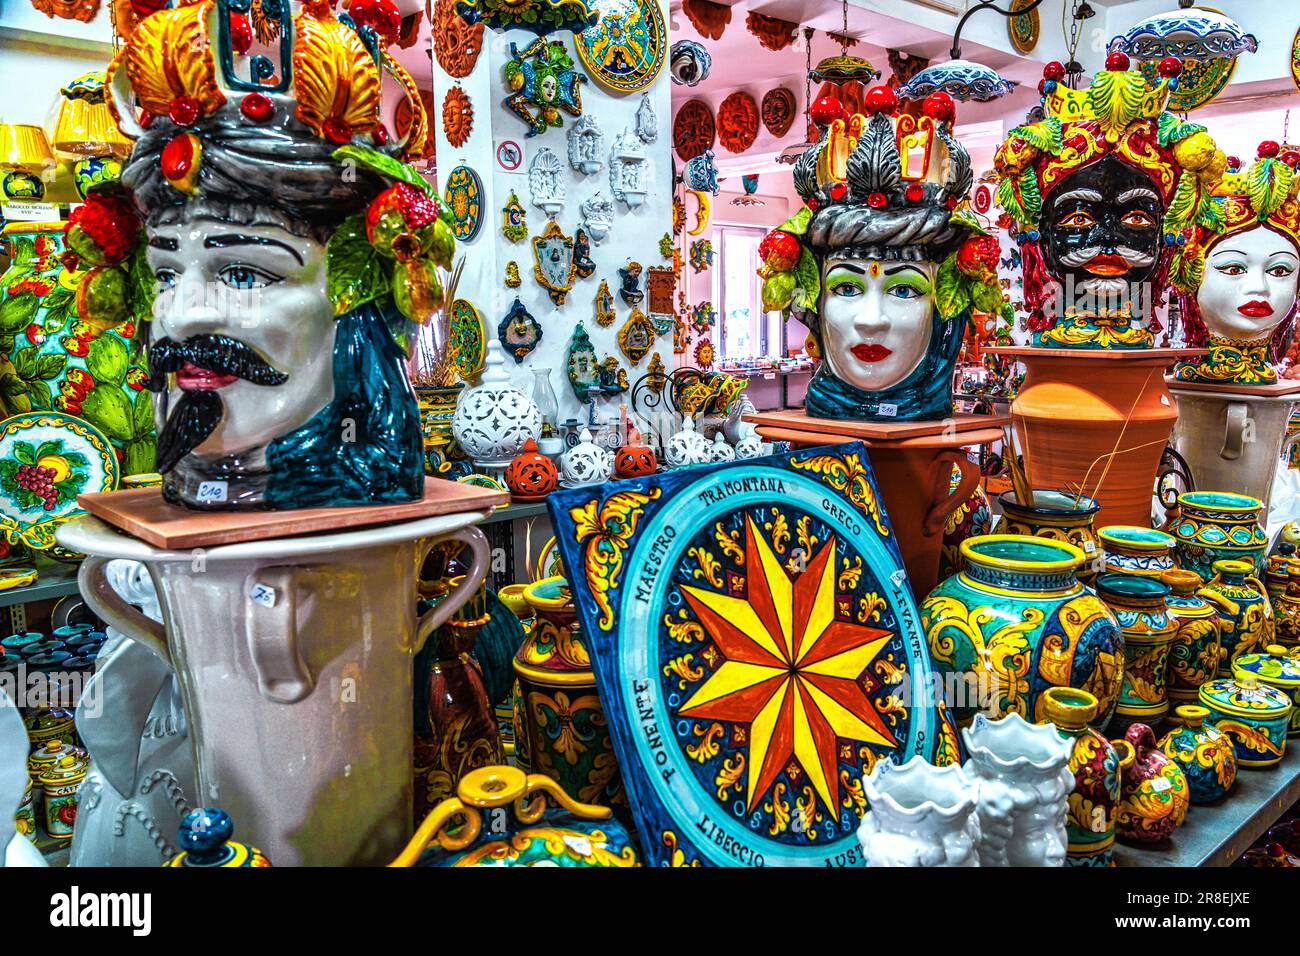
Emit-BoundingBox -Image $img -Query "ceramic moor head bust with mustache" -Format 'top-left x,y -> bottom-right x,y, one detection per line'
995,54 -> 1227,349
102,0 -> 450,509
1171,145 -> 1300,385
758,87 -> 1002,421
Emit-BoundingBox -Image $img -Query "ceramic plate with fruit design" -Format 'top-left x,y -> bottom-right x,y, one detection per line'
0,412 -> 119,550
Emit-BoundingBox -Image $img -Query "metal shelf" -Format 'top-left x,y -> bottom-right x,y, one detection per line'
0,558 -> 81,610
1118,745 -> 1300,867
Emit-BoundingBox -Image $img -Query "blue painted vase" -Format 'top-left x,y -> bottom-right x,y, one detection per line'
1096,573 -> 1177,723
997,490 -> 1102,581
1172,491 -> 1268,578
1042,687 -> 1126,867
1199,559 -> 1274,676
1098,525 -> 1177,577
1199,676 -> 1292,769
922,534 -> 1125,727
1158,704 -> 1237,804
1232,645 -> 1300,737
1161,569 -> 1224,710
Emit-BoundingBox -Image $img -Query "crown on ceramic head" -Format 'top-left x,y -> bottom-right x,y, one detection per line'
793,87 -> 972,215
105,0 -> 426,173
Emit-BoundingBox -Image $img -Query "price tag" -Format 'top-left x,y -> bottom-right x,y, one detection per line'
878,403 -> 898,417
1,201 -> 60,222
249,582 -> 278,608
1083,540 -> 1096,553
196,480 -> 228,503
890,569 -> 908,587
1151,775 -> 1172,793
1160,394 -> 1171,406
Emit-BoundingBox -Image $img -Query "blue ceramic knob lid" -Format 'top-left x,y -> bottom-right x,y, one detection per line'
170,808 -> 271,867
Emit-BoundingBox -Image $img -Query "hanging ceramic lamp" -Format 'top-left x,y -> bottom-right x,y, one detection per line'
1109,7 -> 1257,62
896,60 -> 1015,102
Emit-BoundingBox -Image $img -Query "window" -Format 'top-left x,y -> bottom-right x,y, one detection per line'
713,224 -> 784,361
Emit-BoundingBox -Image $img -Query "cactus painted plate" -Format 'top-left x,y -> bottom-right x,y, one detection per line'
0,412 -> 119,551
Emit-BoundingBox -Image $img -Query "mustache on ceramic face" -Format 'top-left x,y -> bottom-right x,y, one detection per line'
145,334 -> 289,391
1057,245 -> 1156,269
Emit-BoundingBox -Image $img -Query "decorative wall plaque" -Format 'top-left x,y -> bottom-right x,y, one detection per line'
499,298 -> 544,363
442,86 -> 474,148
635,94 -> 658,144
609,128 -> 649,208
618,308 -> 656,364
580,192 -> 614,243
673,99 -> 715,162
502,190 -> 527,242
528,147 -> 566,216
594,279 -> 616,327
717,91 -> 759,154
532,218 -> 578,305
567,113 -> 604,175
432,0 -> 484,78
761,87 -> 796,137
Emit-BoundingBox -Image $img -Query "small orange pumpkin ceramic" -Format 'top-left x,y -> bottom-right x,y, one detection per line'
505,438 -> 558,501
614,430 -> 658,479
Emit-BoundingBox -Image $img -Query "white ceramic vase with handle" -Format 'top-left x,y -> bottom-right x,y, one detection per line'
57,510 -> 491,867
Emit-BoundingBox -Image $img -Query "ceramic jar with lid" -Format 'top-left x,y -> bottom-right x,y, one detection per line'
733,421 -> 764,459
1232,645 -> 1300,737
1199,675 -> 1292,768
560,428 -> 614,488
1265,544 -> 1296,601
998,491 -> 1102,580
165,808 -> 271,867
1273,561 -> 1300,647
1172,491 -> 1268,578
857,756 -> 980,867
1096,573 -> 1177,723
451,339 -> 543,475
1041,687 -> 1126,867
1200,559 -> 1274,674
1111,723 -> 1189,845
38,750 -> 88,838
922,535 -> 1124,727
1098,525 -> 1178,578
14,778 -> 36,844
1157,704 -> 1237,803
24,707 -> 76,750
513,576 -> 625,810
504,437 -> 559,501
961,711 -> 1072,867
1161,569 -> 1224,710
27,738 -> 78,788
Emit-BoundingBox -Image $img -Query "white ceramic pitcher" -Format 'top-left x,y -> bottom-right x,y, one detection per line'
57,510 -> 490,866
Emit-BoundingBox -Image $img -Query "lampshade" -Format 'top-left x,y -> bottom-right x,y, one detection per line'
896,59 -> 1015,102
0,124 -> 56,171
50,72 -> 133,158
1109,8 -> 1257,63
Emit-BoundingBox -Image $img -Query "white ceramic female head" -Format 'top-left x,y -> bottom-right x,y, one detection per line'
858,756 -> 980,867
1198,225 -> 1299,340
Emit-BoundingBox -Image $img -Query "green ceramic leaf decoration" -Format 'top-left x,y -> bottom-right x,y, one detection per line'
131,389 -> 154,440
35,354 -> 66,381
780,206 -> 814,236
1162,171 -> 1198,233
791,247 -> 820,311
1156,112 -> 1205,147
1088,70 -> 1144,140
972,279 -> 1004,315
995,176 -> 1026,224
1197,193 -> 1226,233
0,291 -> 39,335
949,206 -> 985,234
1247,158 -> 1293,220
126,244 -> 156,326
331,144 -> 433,196
1008,117 -> 1063,155
935,255 -> 969,319
26,381 -> 51,411
1018,168 -> 1042,224
326,214 -> 391,316
12,442 -> 35,465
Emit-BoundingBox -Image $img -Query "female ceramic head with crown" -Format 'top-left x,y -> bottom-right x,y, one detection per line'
1171,144 -> 1300,385
758,87 -> 1002,422
84,0 -> 450,510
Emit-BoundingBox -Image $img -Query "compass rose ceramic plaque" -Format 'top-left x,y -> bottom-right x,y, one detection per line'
546,442 -> 953,867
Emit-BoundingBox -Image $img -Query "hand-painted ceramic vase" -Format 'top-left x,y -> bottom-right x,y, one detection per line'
1232,645 -> 1300,737
391,766 -> 638,867
513,576 -> 625,810
1172,491 -> 1268,578
1272,561 -> 1300,647
1096,573 -> 1177,723
165,808 -> 271,867
1158,704 -> 1237,804
1112,723 -> 1189,845
1199,559 -> 1274,675
1161,570 -> 1224,709
961,711 -> 1073,867
857,756 -> 980,867
940,466 -> 992,580
923,535 -> 1124,727
1041,687 -> 1125,867
1264,545 -> 1296,602
1098,525 -> 1177,578
998,491 -> 1102,581
1199,675 -> 1292,769
415,383 -> 465,475
38,750 -> 88,839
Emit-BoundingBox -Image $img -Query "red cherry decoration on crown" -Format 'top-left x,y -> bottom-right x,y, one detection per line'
829,182 -> 848,202
864,85 -> 897,116
1105,51 -> 1130,72
168,96 -> 199,127
905,183 -> 924,203
920,91 -> 956,124
1226,155 -> 1241,170
867,192 -> 887,209
240,92 -> 274,122
1282,151 -> 1300,168
1043,61 -> 1066,81
810,95 -> 845,128
229,13 -> 253,54
373,125 -> 390,145
1157,56 -> 1182,78
323,118 -> 353,145
1260,141 -> 1281,158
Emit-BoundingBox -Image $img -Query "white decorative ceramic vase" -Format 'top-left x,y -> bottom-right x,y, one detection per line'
57,511 -> 491,866
734,421 -> 764,460
857,756 -> 981,867
704,432 -> 736,462
452,340 -> 542,476
961,712 -> 1074,867
560,428 -> 613,487
664,415 -> 709,467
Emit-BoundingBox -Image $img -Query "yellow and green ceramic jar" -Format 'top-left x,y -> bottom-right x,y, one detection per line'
1272,561 -> 1300,648
1199,675 -> 1292,768
923,535 -> 1124,727
1158,705 -> 1237,804
1097,573 -> 1177,723
1200,559 -> 1274,674
1041,687 -> 1126,867
1098,525 -> 1177,578
1161,569 -> 1224,711
1232,645 -> 1300,737
513,576 -> 625,809
1264,545 -> 1296,602
38,750 -> 88,839
998,491 -> 1102,581
1173,491 -> 1268,578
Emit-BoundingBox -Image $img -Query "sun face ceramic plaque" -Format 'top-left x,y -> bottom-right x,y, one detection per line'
546,442 -> 950,867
